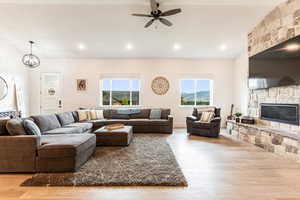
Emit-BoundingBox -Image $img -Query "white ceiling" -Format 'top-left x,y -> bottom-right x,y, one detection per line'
0,0 -> 284,59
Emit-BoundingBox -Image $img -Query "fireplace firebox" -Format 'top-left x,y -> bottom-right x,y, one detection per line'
260,103 -> 299,125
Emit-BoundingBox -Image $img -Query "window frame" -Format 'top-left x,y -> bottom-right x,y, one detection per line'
100,78 -> 141,107
179,79 -> 213,107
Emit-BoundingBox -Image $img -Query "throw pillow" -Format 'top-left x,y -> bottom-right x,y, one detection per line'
150,109 -> 162,119
95,110 -> 104,119
196,107 -> 215,118
6,118 -> 27,136
23,119 -> 41,136
77,110 -> 89,122
89,110 -> 97,120
200,112 -> 215,123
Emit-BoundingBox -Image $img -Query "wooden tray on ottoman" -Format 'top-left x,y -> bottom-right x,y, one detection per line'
94,126 -> 133,146
105,124 -> 124,130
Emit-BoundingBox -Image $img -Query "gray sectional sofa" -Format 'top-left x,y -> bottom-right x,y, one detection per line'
0,108 -> 173,173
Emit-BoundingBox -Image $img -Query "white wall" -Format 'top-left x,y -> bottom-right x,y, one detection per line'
29,58 -> 235,127
0,41 -> 29,116
233,49 -> 249,115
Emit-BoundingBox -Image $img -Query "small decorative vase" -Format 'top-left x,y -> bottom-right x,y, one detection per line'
235,118 -> 240,123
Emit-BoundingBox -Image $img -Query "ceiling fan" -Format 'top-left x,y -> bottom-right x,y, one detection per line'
132,0 -> 182,28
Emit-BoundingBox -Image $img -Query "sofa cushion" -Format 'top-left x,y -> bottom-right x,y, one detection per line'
128,119 -> 169,126
23,119 -> 42,136
31,114 -> 61,132
56,112 -> 75,126
161,109 -> 171,119
129,109 -> 150,119
43,127 -> 82,135
192,121 -> 212,129
103,109 -> 111,118
38,134 -> 96,158
6,118 -> 27,136
150,109 -> 162,119
109,110 -> 130,119
85,119 -> 107,128
72,111 -> 79,122
64,123 -> 93,132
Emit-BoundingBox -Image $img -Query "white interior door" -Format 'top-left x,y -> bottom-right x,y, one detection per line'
41,73 -> 63,114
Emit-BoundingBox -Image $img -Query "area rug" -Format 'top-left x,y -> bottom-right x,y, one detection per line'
21,135 -> 188,187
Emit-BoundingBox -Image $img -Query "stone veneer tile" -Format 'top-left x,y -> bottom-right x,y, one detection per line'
283,137 -> 298,147
268,88 -> 278,97
272,134 -> 283,145
279,123 -> 291,130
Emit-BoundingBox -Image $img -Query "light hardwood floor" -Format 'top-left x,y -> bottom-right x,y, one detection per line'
1,129 -> 300,200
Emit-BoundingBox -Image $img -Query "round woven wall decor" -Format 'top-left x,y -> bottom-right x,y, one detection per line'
151,76 -> 170,95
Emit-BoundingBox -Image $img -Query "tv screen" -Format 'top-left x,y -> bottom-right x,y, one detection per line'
249,34 -> 300,89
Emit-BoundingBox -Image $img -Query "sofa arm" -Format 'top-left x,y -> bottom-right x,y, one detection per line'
0,135 -> 41,172
186,116 -> 198,121
0,135 -> 41,148
211,117 -> 221,123
210,117 -> 221,126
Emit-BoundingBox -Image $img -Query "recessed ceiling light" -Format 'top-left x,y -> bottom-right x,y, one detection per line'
286,44 -> 300,51
220,44 -> 228,51
78,43 -> 86,51
125,43 -> 133,51
173,43 -> 181,51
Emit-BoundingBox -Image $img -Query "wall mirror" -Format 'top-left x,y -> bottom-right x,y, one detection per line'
0,76 -> 8,101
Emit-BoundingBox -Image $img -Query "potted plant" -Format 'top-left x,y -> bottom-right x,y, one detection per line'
234,112 -> 242,123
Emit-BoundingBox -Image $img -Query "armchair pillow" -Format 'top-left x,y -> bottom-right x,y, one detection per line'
199,112 -> 215,123
195,107 -> 215,119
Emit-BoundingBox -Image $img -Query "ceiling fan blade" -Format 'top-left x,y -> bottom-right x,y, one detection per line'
161,8 -> 182,16
144,19 -> 155,28
159,18 -> 172,26
150,0 -> 158,12
132,13 -> 152,17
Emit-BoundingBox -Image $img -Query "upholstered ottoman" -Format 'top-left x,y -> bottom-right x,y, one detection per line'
36,134 -> 96,172
94,126 -> 133,146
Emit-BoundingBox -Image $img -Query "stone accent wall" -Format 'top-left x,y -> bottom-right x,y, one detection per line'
247,0 -> 300,132
248,0 -> 300,57
227,121 -> 300,162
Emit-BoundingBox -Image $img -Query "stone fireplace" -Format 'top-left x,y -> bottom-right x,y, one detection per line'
226,0 -> 300,162
248,86 -> 300,132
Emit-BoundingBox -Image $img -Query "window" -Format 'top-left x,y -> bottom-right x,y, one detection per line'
101,79 -> 140,106
180,79 -> 213,106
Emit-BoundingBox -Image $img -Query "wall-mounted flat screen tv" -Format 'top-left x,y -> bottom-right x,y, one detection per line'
249,34 -> 300,90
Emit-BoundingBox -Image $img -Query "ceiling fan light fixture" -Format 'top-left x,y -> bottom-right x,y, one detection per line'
22,41 -> 40,68
132,0 -> 182,28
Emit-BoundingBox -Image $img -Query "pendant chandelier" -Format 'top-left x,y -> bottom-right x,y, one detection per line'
22,41 -> 40,68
